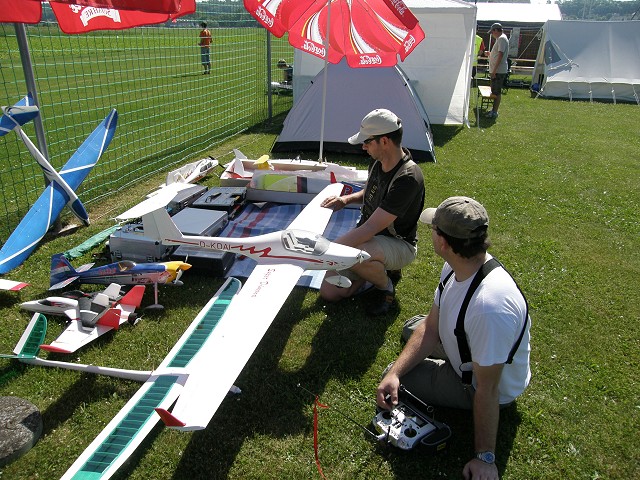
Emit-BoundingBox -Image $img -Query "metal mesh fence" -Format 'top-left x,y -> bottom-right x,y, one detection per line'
0,5 -> 293,240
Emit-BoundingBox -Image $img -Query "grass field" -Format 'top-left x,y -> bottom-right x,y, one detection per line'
0,87 -> 639,479
0,24 -> 293,239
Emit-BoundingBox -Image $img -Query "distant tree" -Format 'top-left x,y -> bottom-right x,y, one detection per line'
558,0 -> 640,20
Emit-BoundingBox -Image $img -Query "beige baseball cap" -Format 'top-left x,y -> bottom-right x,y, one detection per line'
420,196 -> 489,239
348,108 -> 402,144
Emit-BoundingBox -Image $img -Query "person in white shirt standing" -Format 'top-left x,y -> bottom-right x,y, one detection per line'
487,23 -> 509,119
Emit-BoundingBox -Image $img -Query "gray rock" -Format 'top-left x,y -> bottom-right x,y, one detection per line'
0,396 -> 43,467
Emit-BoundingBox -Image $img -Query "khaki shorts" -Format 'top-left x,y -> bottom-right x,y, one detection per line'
341,235 -> 417,281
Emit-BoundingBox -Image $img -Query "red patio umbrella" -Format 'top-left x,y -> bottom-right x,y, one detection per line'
0,0 -> 194,28
244,0 -> 425,159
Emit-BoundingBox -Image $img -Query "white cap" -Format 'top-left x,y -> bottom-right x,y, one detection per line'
348,109 -> 402,144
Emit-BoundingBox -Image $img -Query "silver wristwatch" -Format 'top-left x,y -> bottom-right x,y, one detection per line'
476,451 -> 496,464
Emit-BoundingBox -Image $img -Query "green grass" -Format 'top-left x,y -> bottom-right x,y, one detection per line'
0,24 -> 294,238
1,89 -> 639,479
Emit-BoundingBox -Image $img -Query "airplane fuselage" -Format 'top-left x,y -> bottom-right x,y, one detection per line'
160,229 -> 369,270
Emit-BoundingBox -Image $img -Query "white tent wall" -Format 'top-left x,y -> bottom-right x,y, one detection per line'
532,20 -> 640,103
291,0 -> 477,125
273,60 -> 436,161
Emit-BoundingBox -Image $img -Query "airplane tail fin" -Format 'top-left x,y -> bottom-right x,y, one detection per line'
50,254 -> 77,288
0,94 -> 38,136
141,208 -> 184,246
0,313 -> 47,359
97,309 -> 121,329
68,198 -> 90,227
120,285 -> 145,309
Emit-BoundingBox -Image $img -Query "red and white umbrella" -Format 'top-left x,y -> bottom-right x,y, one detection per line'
0,0 -> 195,32
244,0 -> 425,158
245,0 -> 424,67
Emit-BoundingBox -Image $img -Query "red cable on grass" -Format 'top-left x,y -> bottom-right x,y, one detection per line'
313,395 -> 330,479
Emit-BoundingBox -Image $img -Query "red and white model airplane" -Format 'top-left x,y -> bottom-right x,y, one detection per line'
20,283 -> 145,353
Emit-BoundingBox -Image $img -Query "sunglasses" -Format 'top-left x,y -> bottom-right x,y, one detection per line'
363,136 -> 380,145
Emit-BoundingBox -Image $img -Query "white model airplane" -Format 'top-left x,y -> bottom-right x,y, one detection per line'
20,283 -> 145,353
1,183 -> 369,479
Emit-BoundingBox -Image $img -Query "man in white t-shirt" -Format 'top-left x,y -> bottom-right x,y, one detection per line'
487,23 -> 509,119
377,196 -> 531,480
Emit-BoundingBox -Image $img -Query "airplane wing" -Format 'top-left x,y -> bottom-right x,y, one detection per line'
39,315 -> 119,354
0,279 -> 29,291
59,277 -> 241,480
155,183 -> 345,430
156,263 -> 303,430
0,110 -> 118,274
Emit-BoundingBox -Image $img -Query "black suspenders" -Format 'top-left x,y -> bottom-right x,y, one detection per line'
438,258 -> 529,386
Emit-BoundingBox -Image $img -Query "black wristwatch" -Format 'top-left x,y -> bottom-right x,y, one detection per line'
476,451 -> 496,464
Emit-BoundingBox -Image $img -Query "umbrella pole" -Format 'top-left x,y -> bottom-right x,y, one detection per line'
318,0 -> 333,162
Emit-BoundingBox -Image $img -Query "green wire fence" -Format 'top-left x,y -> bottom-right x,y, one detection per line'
0,4 -> 293,240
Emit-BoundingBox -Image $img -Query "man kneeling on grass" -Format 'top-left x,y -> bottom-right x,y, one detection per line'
377,196 -> 531,480
319,108 -> 425,316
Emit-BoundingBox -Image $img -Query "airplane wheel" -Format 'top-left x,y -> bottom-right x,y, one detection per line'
128,313 -> 139,326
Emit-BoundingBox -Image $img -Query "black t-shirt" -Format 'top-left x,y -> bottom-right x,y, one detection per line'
357,149 -> 425,245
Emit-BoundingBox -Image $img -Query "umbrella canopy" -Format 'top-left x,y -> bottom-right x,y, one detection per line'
0,0 -> 194,30
245,0 -> 425,68
244,0 -> 425,159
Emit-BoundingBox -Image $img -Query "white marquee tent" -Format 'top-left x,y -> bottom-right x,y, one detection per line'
291,0 -> 477,126
531,20 -> 640,103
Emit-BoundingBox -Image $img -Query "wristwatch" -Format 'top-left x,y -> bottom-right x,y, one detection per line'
476,451 -> 496,464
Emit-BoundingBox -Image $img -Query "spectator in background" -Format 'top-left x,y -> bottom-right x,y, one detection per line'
486,23 -> 509,119
277,59 -> 293,84
199,22 -> 212,75
472,34 -> 485,81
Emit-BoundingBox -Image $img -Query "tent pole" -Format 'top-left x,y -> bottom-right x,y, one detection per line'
14,23 -> 50,164
318,0 -> 332,162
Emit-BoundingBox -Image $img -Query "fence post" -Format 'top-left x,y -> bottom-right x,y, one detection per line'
14,23 -> 50,165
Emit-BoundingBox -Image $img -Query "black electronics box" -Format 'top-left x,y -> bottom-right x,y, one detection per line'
171,207 -> 228,236
192,186 -> 246,214
167,184 -> 208,215
170,246 -> 235,277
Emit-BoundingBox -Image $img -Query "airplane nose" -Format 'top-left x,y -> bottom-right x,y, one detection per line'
357,250 -> 371,263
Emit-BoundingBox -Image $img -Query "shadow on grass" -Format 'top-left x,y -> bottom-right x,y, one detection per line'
383,399 -> 523,479
171,289 -> 399,479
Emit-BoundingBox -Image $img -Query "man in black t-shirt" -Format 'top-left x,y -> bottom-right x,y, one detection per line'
320,109 -> 425,316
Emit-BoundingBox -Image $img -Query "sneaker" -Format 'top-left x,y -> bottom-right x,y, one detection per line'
486,111 -> 499,119
387,270 -> 402,285
365,287 -> 395,316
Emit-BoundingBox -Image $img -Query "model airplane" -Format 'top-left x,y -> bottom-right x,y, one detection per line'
0,183 -> 368,479
164,156 -> 218,185
49,254 -> 190,309
0,279 -> 29,291
20,283 -> 145,353
0,94 -> 117,274
140,184 -> 369,283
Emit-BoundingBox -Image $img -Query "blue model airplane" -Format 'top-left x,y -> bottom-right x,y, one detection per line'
0,95 -> 117,274
49,253 -> 191,309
